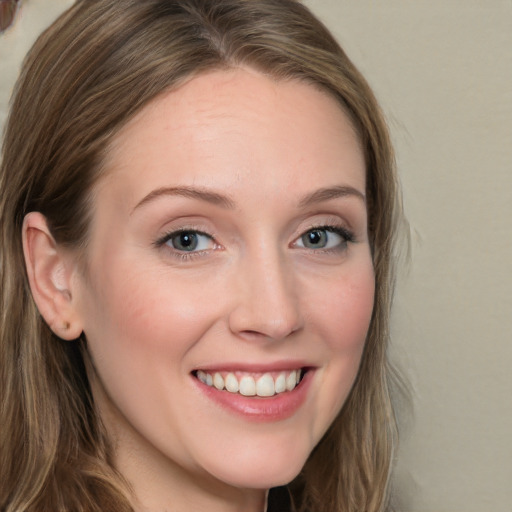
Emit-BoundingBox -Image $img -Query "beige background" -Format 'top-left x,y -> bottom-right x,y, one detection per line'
1,1 -> 511,511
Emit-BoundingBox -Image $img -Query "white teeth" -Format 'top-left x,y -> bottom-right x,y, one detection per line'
225,373 -> 239,393
274,373 -> 286,393
286,371 -> 297,391
256,373 -> 275,397
213,372 -> 224,390
196,369 -> 304,397
239,376 -> 256,396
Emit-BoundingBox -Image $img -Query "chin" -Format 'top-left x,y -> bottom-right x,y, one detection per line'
211,463 -> 304,491
197,436 -> 312,490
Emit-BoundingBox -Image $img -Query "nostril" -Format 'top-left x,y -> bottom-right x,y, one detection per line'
234,329 -> 276,344
237,324 -> 300,343
240,329 -> 268,338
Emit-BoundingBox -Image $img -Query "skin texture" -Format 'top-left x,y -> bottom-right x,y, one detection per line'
23,68 -> 375,512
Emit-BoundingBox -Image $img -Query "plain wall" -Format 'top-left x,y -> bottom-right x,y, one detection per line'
1,2 -> 511,511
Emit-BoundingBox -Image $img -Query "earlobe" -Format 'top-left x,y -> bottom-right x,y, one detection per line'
22,212 -> 83,340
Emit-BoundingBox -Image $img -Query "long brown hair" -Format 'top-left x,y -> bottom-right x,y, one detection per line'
0,1 -> 401,510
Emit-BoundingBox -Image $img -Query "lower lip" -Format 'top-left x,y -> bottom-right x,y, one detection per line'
192,370 -> 313,422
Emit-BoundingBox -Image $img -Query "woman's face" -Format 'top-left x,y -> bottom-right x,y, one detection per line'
73,68 -> 374,501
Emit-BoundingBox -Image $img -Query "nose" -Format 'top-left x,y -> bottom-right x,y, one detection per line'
228,247 -> 303,342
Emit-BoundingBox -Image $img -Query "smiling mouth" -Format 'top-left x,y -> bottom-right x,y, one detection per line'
193,369 -> 306,397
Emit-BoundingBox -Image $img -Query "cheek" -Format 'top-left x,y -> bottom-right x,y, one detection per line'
79,259 -> 226,440
316,263 -> 375,350
85,254 -> 219,352
308,261 -> 375,427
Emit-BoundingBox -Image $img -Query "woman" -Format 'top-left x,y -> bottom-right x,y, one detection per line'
0,1 -> 401,511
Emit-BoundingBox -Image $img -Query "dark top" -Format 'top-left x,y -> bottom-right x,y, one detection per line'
267,486 -> 292,512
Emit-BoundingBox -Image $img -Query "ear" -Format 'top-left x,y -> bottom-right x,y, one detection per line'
22,212 -> 83,340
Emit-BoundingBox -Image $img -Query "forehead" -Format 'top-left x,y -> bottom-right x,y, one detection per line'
99,67 -> 365,204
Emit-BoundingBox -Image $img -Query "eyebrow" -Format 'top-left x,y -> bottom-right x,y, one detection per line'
132,186 -> 236,213
298,185 -> 366,208
132,183 -> 365,213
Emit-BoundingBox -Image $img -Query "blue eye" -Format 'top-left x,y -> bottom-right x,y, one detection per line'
296,227 -> 353,250
161,230 -> 214,252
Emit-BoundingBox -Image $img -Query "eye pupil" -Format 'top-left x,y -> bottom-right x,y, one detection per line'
303,229 -> 327,248
173,232 -> 198,251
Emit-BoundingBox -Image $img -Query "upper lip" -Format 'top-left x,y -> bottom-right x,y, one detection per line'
192,360 -> 314,373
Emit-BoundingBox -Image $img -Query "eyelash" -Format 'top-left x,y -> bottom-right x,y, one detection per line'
295,225 -> 355,252
154,228 -> 217,261
154,224 -> 355,261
